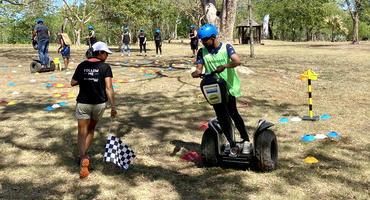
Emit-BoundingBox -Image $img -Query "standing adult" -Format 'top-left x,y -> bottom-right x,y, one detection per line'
85,25 -> 97,47
31,19 -> 50,67
191,24 -> 251,155
138,29 -> 147,56
56,31 -> 70,71
120,27 -> 131,57
154,29 -> 162,57
71,41 -> 117,178
188,25 -> 199,58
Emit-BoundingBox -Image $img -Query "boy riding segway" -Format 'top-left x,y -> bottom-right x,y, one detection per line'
192,24 -> 278,171
191,24 -> 252,156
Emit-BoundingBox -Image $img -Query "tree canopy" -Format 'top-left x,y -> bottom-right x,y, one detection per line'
1,0 -> 370,44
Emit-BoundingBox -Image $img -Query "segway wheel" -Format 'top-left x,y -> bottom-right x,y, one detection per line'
49,61 -> 55,71
201,129 -> 219,167
253,129 -> 278,172
30,61 -> 42,73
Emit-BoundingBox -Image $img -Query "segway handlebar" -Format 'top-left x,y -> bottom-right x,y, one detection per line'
199,70 -> 218,78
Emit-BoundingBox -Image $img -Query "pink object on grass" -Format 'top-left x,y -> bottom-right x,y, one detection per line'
181,151 -> 202,162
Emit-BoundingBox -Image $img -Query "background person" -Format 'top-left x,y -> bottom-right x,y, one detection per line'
56,31 -> 70,71
120,27 -> 131,56
71,41 -> 117,178
31,19 -> 50,67
138,29 -> 147,56
154,29 -> 162,57
85,25 -> 97,47
188,25 -> 199,58
191,24 -> 251,154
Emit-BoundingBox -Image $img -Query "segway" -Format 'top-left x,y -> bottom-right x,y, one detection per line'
30,40 -> 55,73
199,71 -> 278,172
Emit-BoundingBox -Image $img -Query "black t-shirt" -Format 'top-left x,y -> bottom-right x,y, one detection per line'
155,34 -> 161,41
89,30 -> 97,44
189,30 -> 198,42
122,32 -> 130,44
34,24 -> 50,41
72,60 -> 113,104
138,34 -> 146,43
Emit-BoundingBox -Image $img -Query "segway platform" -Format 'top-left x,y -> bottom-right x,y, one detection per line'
30,57 -> 55,73
201,118 -> 278,172
198,71 -> 278,172
30,40 -> 55,73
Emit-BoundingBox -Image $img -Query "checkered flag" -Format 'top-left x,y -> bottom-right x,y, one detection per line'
103,135 -> 136,169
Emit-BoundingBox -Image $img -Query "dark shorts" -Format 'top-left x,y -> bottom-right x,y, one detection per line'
190,39 -> 199,50
62,51 -> 70,59
61,46 -> 70,59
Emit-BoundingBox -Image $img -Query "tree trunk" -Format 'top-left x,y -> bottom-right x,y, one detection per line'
352,16 -> 359,44
345,0 -> 364,44
62,18 -> 68,33
219,0 -> 238,43
331,27 -> 334,42
202,1 -> 220,26
201,0 -> 238,43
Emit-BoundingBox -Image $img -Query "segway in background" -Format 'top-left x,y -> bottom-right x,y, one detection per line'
199,71 -> 278,172
30,40 -> 55,73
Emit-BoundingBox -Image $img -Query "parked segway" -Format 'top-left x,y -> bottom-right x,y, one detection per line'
30,40 -> 55,73
199,71 -> 278,172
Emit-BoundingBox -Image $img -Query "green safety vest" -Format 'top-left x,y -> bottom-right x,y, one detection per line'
202,43 -> 242,97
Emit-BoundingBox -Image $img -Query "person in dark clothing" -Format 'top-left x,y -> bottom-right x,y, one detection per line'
191,24 -> 251,155
71,41 -> 117,178
31,19 -> 50,66
154,29 -> 162,57
188,25 -> 199,58
138,29 -> 147,56
85,25 -> 97,46
120,27 -> 131,56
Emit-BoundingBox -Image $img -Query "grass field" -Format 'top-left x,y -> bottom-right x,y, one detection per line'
0,40 -> 369,200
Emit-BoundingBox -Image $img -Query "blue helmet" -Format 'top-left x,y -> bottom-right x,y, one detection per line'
140,29 -> 144,31
36,19 -> 43,23
156,29 -> 161,33
88,25 -> 93,29
190,25 -> 195,28
124,27 -> 128,30
197,24 -> 218,39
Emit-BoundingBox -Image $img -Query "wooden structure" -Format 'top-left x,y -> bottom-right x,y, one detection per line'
236,18 -> 262,44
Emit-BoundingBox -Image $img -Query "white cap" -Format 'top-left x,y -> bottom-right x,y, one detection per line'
92,41 -> 113,54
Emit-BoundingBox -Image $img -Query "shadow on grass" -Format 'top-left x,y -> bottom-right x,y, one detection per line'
0,177 -> 100,199
101,163 -> 256,200
0,69 -> 367,199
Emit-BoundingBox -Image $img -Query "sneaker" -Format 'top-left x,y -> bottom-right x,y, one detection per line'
80,157 -> 90,178
76,155 -> 90,166
229,146 -> 239,157
224,143 -> 230,153
242,141 -> 252,154
160,55 -> 162,57
121,54 -> 124,56
145,53 -> 147,56
156,55 -> 158,57
128,54 -> 130,56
